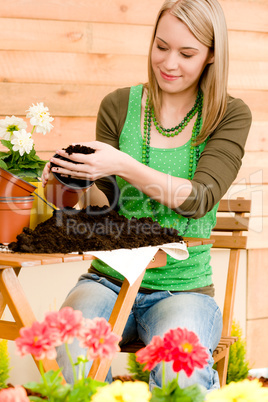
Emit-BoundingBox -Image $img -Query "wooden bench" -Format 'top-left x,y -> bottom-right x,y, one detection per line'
89,197 -> 251,387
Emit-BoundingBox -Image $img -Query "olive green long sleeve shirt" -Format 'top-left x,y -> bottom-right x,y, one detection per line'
95,87 -> 252,218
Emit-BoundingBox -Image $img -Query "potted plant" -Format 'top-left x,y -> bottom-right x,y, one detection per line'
0,102 -> 54,183
1,308 -> 268,402
0,103 -> 55,239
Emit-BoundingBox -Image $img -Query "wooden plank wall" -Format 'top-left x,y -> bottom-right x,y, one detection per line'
0,0 -> 267,370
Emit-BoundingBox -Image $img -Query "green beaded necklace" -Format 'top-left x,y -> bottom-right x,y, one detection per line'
142,88 -> 204,236
151,89 -> 203,137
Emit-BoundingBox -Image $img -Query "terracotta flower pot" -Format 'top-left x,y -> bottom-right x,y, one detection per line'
0,167 -> 36,197
44,154 -> 93,208
50,153 -> 93,189
0,196 -> 34,243
44,173 -> 90,209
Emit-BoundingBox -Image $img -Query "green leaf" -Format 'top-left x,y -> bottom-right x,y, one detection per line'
8,168 -> 37,177
25,370 -> 71,401
174,384 -> 206,402
0,159 -> 8,169
0,139 -> 13,150
29,396 -> 45,402
150,381 -> 206,402
0,152 -> 10,158
127,353 -> 150,383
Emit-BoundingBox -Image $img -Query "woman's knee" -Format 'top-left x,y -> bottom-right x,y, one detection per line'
61,278 -> 118,322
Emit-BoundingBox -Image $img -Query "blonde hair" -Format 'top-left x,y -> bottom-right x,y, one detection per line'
146,0 -> 229,144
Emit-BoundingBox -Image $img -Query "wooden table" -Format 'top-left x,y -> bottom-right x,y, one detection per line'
0,238 -> 213,380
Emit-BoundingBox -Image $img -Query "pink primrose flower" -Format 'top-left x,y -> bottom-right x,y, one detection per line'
44,306 -> 84,344
79,317 -> 121,360
163,327 -> 209,376
136,335 -> 168,371
0,385 -> 30,402
15,321 -> 58,360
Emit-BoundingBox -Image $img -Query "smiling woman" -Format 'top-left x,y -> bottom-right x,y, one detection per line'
41,0 -> 252,392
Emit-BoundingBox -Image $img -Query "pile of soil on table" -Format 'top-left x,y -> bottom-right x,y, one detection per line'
9,206 -> 183,254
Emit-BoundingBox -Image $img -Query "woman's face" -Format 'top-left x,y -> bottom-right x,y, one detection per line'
151,11 -> 214,96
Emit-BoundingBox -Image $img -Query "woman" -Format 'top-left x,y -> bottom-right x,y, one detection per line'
42,0 -> 251,391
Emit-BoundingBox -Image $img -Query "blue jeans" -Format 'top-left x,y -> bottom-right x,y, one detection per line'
56,273 -> 222,391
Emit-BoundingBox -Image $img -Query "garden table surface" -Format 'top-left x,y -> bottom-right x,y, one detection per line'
0,237 -> 213,380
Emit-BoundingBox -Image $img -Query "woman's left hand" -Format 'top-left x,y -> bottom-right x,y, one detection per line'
50,141 -> 127,181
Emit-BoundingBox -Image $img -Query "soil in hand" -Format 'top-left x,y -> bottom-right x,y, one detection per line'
64,144 -> 95,155
9,206 -> 183,254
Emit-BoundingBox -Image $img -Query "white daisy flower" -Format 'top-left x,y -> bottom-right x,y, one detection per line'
11,129 -> 34,156
0,116 -> 27,140
26,102 -> 54,135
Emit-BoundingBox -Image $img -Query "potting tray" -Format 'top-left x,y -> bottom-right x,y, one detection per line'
0,237 -> 213,380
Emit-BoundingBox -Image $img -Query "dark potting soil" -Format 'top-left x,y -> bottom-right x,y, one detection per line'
64,144 -> 95,155
8,206 -> 183,254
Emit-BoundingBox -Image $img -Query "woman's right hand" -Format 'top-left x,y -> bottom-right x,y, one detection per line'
41,162 -> 51,187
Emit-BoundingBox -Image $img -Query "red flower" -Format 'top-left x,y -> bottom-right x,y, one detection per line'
78,317 -> 121,360
15,321 -> 58,360
0,385 -> 30,402
136,335 -> 167,371
44,307 -> 84,344
163,327 -> 209,376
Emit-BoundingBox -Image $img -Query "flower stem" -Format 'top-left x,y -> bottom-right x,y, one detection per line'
39,360 -> 47,387
31,125 -> 36,135
65,342 -> 77,383
162,361 -> 166,392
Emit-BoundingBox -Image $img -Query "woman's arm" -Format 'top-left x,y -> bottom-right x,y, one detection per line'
48,91 -> 252,218
178,97 -> 252,218
50,141 -> 193,210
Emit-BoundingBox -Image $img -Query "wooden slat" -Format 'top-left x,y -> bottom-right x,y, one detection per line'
218,199 -> 251,213
214,217 -> 249,232
0,253 -> 64,265
210,235 -> 248,249
0,255 -> 42,267
0,84 -> 266,120
229,61 -> 268,91
0,51 -> 267,92
0,253 -> 91,268
121,336 -> 239,355
0,19 -> 152,56
0,83 -> 116,117
0,116 -> 96,152
220,0 -> 268,33
183,238 -> 215,247
245,121 -> 268,152
0,321 -> 20,340
230,90 -> 268,121
0,51 -> 148,87
0,0 -> 163,25
0,85 -> 266,120
0,1 -> 266,32
228,31 -> 268,62
226,184 -> 268,217
0,18 -> 267,63
1,118 -> 267,154
235,151 -> 268,185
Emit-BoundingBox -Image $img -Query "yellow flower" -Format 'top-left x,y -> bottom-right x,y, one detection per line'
206,379 -> 268,401
91,380 -> 151,402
